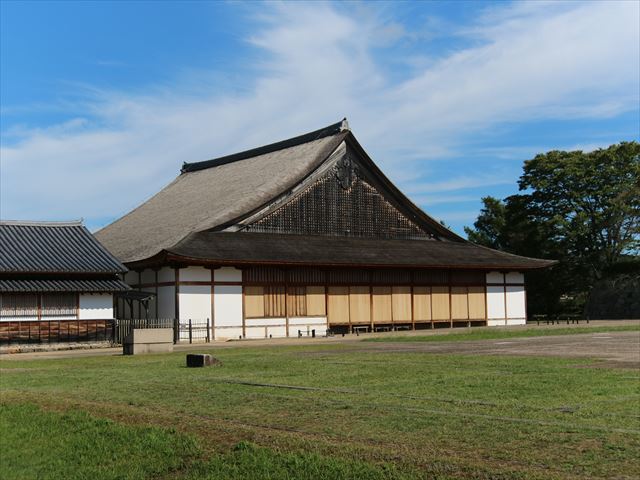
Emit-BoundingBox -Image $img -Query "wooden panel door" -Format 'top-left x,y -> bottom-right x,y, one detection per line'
306,286 -> 326,316
432,286 -> 450,320
468,286 -> 486,319
392,286 -> 411,322
371,286 -> 392,323
327,286 -> 349,325
451,286 -> 469,320
413,286 -> 431,321
349,286 -> 370,324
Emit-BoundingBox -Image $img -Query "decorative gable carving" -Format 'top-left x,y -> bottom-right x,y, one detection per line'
241,152 -> 436,240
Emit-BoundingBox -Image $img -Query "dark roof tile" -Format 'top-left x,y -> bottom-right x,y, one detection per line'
0,222 -> 127,274
162,232 -> 556,270
0,278 -> 130,293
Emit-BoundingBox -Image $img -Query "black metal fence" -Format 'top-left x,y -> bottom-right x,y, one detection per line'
177,318 -> 211,344
0,319 -> 114,345
113,318 -> 175,345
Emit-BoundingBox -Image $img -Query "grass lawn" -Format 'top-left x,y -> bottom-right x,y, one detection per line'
363,324 -> 640,343
1,330 -> 639,479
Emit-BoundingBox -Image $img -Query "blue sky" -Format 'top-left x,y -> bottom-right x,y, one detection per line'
1,1 -> 638,235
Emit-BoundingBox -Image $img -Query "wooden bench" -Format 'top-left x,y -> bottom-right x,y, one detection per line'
374,326 -> 392,332
352,325 -> 369,335
394,325 -> 411,331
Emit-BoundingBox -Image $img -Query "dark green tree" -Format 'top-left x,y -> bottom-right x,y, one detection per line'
465,141 -> 640,315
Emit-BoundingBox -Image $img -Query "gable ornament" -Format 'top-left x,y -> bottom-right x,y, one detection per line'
335,153 -> 358,190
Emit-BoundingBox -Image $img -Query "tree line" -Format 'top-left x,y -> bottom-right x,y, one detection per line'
465,141 -> 639,318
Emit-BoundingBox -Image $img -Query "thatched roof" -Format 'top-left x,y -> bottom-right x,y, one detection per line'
96,120 -> 555,270
96,122 -> 348,263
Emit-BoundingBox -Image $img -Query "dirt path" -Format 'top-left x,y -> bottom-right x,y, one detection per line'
346,331 -> 640,367
2,320 -> 638,364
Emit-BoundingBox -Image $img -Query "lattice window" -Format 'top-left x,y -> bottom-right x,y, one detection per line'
264,286 -> 286,317
0,294 -> 38,318
41,293 -> 77,318
414,270 -> 450,285
243,153 -> 435,240
243,267 -> 286,284
287,268 -> 326,285
287,287 -> 307,317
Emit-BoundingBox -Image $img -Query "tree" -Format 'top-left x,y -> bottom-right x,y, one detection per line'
465,141 -> 640,315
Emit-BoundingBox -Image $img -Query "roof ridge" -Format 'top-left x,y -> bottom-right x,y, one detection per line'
180,118 -> 348,174
0,220 -> 83,227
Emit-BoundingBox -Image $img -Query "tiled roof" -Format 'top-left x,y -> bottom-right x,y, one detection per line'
158,232 -> 556,270
0,221 -> 127,274
0,278 -> 130,292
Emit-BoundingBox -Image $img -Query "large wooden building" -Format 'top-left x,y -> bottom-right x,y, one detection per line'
96,120 -> 553,339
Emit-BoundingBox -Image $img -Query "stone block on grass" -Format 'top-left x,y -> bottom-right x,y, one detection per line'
186,354 -> 220,367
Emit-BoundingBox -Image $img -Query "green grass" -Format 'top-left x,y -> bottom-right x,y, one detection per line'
363,324 -> 640,343
0,403 -> 199,480
1,328 -> 639,479
0,404 -> 408,480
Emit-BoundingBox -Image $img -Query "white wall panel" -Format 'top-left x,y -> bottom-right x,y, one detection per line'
179,285 -> 211,321
487,285 -> 506,320
214,327 -> 243,340
214,285 -> 242,327
486,271 -> 504,284
506,285 -> 526,319
181,266 -> 212,282
157,286 -> 175,319
79,294 -> 113,319
245,318 -> 286,327
288,317 -> 327,326
505,272 -> 524,284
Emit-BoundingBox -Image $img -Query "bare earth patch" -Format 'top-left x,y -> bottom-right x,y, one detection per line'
305,331 -> 640,368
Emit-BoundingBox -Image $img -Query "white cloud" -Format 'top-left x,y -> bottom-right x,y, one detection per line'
1,1 -> 638,226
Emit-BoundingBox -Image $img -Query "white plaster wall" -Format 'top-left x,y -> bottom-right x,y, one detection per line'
214,267 -> 242,282
487,285 -> 506,320
214,327 -> 243,340
158,267 -> 175,283
181,266 -> 212,282
245,318 -> 286,327
505,272 -> 525,284
214,285 -> 242,327
486,271 -> 505,284
265,326 -> 287,338
487,319 -> 506,326
79,294 -> 114,319
506,285 -> 526,320
179,285 -> 211,320
157,285 -> 175,319
244,326 -> 289,339
289,316 -> 327,326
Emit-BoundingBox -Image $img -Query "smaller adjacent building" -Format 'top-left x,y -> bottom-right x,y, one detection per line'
0,221 -> 129,342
